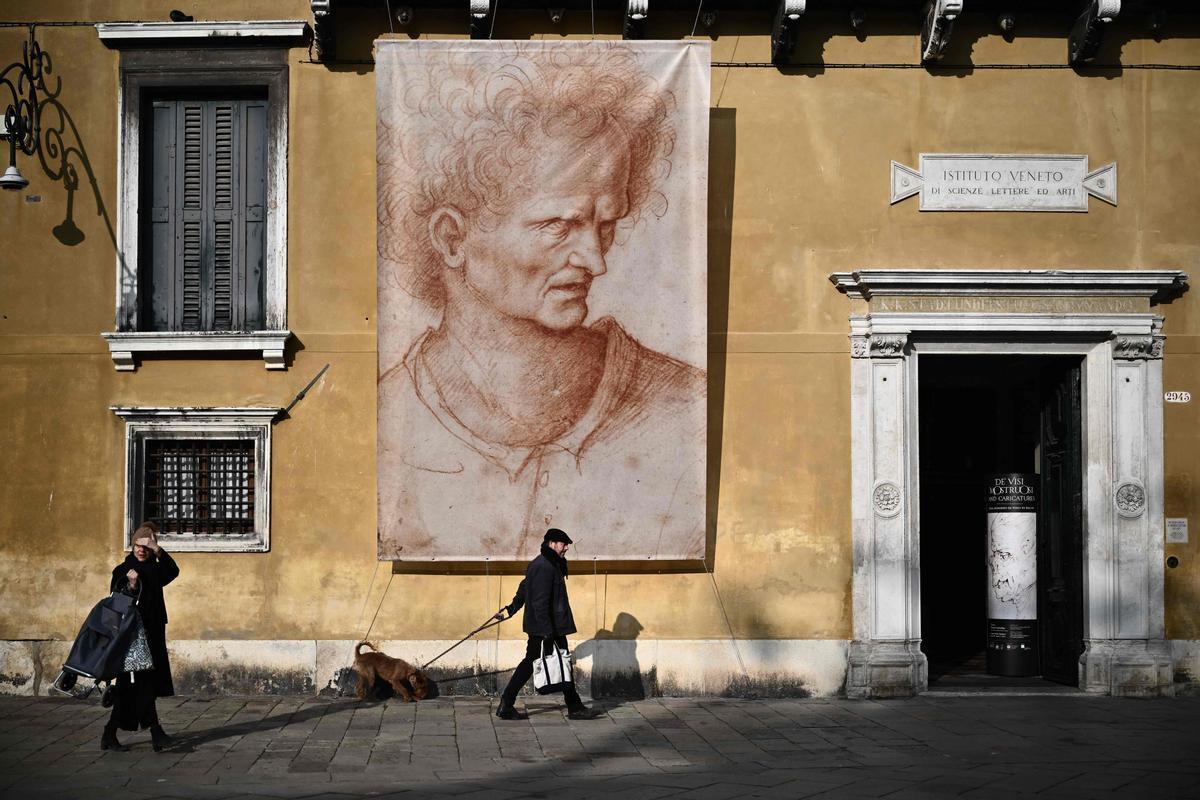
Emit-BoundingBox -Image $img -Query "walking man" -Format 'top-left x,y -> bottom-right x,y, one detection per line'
494,528 -> 600,720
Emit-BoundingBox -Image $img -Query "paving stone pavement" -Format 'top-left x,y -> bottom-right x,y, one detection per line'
1,694 -> 1198,799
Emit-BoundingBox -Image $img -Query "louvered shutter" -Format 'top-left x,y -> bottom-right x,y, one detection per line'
142,96 -> 268,331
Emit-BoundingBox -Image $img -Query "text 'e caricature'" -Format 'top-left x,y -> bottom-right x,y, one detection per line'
376,40 -> 710,561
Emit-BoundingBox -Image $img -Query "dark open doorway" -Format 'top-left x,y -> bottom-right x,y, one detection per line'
918,355 -> 1084,690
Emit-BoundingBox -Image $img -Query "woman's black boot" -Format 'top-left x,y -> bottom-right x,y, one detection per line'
100,724 -> 128,752
150,724 -> 173,752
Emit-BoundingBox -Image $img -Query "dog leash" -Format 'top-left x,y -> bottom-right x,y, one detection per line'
431,667 -> 512,683
420,616 -> 505,670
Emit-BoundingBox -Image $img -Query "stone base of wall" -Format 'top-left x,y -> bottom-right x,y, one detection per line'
1172,639 -> 1200,696
1081,638 -> 1176,697
0,639 -> 849,699
9,639 -> 1195,698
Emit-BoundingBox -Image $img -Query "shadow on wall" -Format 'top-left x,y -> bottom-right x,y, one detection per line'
705,106 -> 736,572
15,27 -> 126,261
573,612 -> 649,703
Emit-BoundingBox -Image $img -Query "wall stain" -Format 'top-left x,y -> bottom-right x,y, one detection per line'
174,667 -> 314,696
721,673 -> 812,699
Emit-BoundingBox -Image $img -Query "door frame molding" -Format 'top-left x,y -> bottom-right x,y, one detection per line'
830,270 -> 1188,697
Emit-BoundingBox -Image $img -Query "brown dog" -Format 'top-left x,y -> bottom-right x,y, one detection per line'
352,642 -> 430,702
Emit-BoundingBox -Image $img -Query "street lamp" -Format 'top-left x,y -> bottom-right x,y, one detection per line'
1,25 -> 45,191
2,110 -> 30,191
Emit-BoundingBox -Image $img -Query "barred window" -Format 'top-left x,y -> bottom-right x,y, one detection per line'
144,439 -> 256,536
113,407 -> 277,552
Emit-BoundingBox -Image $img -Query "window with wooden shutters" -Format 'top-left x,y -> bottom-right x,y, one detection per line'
141,94 -> 268,332
106,47 -> 290,370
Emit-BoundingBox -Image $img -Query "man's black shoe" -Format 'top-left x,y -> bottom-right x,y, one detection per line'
100,730 -> 128,752
495,701 -> 528,720
566,705 -> 602,720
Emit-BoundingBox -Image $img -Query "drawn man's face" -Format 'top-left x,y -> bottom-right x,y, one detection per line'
441,133 -> 632,331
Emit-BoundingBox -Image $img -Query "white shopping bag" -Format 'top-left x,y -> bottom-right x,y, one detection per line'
532,640 -> 573,695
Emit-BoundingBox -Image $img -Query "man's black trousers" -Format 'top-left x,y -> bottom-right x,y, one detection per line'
501,635 -> 583,709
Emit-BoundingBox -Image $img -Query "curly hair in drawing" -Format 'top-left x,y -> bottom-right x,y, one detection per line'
377,43 -> 677,306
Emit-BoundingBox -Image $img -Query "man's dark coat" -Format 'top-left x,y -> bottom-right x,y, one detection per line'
505,545 -> 576,638
110,550 -> 179,697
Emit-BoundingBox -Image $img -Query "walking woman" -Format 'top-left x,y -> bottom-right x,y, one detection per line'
101,521 -> 178,752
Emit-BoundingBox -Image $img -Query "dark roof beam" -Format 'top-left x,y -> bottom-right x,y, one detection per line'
624,0 -> 648,39
1068,0 -> 1121,65
771,0 -> 807,65
470,0 -> 494,38
919,0 -> 963,63
310,0 -> 335,60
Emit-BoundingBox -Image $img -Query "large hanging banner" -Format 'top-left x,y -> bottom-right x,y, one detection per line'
376,40 -> 710,561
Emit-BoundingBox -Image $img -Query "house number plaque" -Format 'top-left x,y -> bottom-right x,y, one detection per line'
890,154 -> 1117,212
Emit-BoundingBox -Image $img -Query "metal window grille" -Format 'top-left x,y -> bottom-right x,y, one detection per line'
143,439 -> 256,536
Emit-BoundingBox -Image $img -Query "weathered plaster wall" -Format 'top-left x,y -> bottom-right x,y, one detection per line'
1,3 -> 1197,696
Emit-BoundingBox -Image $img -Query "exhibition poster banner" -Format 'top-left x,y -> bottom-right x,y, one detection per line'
375,40 -> 710,561
986,473 -> 1039,676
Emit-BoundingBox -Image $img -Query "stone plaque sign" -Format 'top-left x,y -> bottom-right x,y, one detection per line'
1166,518 -> 1188,544
891,154 -> 1117,211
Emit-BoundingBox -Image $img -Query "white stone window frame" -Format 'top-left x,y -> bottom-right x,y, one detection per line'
112,407 -> 282,553
97,22 -> 307,371
831,269 -> 1189,699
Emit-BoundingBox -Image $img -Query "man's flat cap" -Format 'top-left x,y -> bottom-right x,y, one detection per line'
544,528 -> 573,544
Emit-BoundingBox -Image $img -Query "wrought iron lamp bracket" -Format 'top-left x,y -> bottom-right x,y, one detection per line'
2,25 -> 48,157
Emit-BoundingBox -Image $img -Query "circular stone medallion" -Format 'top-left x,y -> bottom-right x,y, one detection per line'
873,482 -> 902,517
1114,482 -> 1146,518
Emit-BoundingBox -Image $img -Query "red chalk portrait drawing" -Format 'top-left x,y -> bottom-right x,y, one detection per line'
376,40 -> 710,560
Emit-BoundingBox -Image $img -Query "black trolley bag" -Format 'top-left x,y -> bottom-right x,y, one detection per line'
52,583 -> 142,697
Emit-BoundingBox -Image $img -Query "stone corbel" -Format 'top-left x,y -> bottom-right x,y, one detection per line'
852,334 -> 909,358
920,0 -> 963,63
469,0 -> 493,39
624,0 -> 648,40
1068,0 -> 1121,65
1112,334 -> 1162,360
310,0 -> 335,61
771,0 -> 806,65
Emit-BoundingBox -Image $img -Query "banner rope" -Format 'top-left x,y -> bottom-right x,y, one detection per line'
700,558 -> 749,681
690,0 -> 704,37
355,559 -> 383,641
362,570 -> 395,645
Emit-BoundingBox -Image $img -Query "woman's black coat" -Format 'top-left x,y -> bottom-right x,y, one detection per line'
110,550 -> 178,697
505,545 -> 576,638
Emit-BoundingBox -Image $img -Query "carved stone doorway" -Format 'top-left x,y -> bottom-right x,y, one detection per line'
830,270 -> 1188,698
918,354 -> 1085,689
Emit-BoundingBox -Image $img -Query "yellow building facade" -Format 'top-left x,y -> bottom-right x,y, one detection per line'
1,1 -> 1197,699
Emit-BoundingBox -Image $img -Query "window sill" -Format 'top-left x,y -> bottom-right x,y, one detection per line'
96,20 -> 309,46
156,536 -> 269,554
101,330 -> 292,371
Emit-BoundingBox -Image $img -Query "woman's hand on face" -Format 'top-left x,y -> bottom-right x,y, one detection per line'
126,568 -> 139,588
